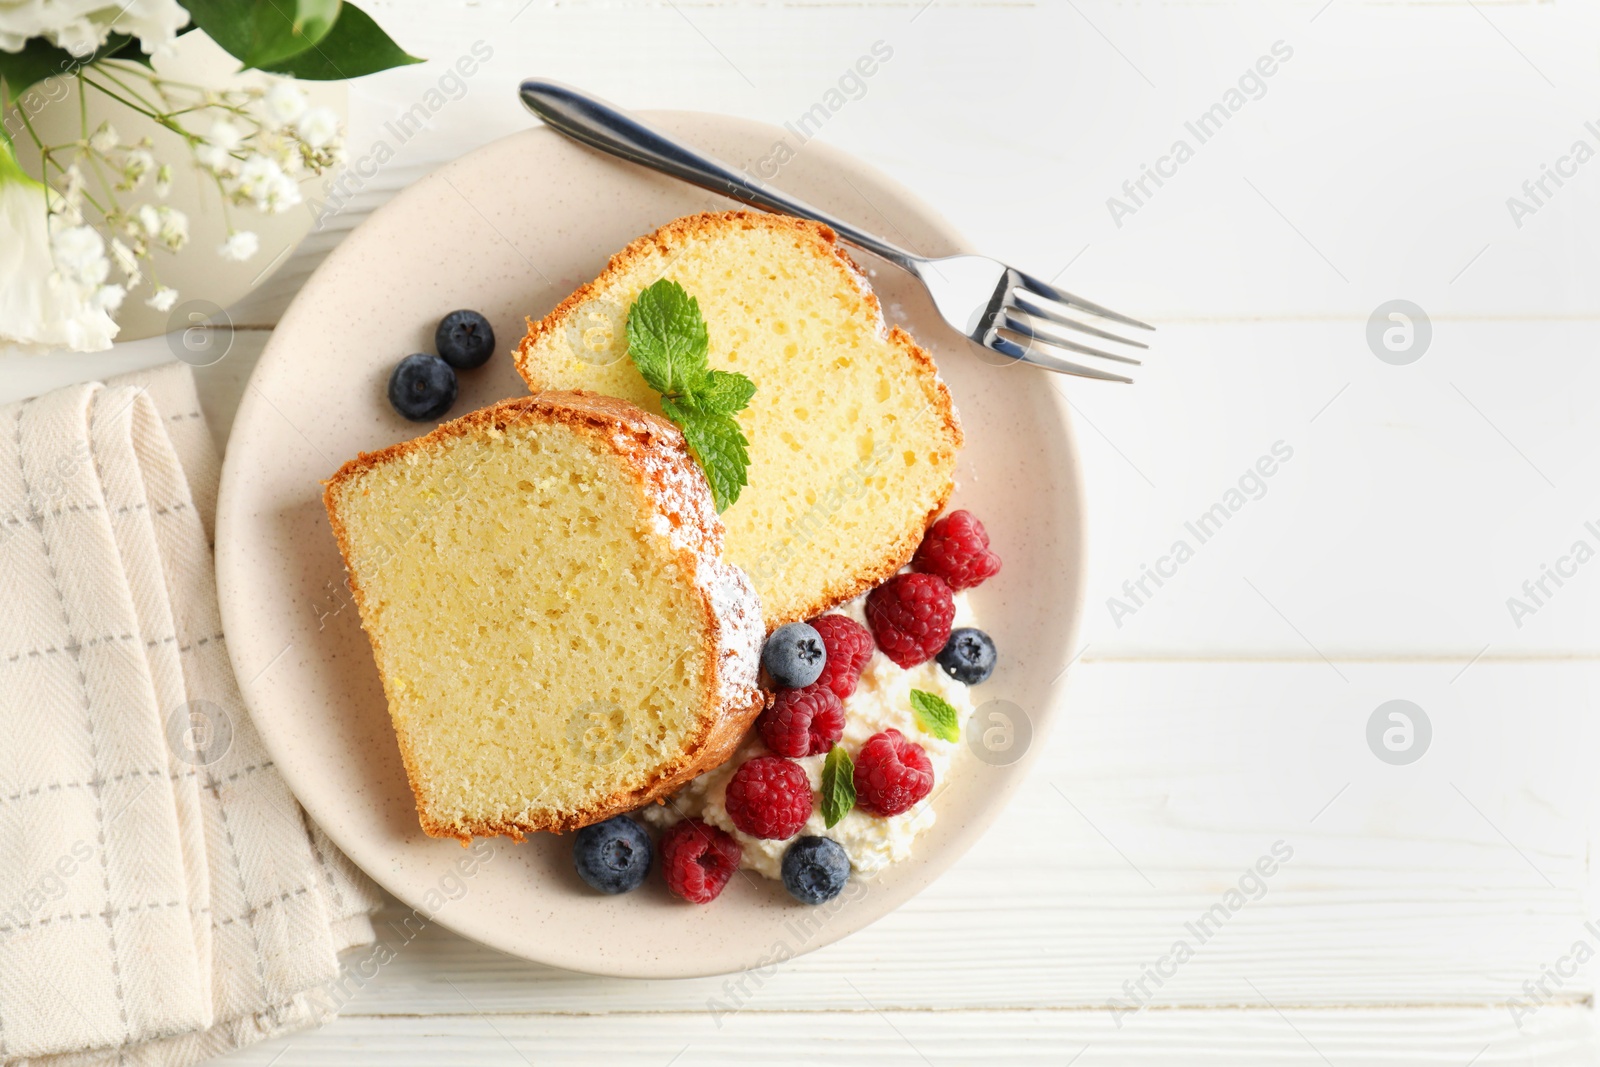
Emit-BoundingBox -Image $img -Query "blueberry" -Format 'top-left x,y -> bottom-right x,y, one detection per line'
435,309 -> 496,370
937,627 -> 996,685
762,621 -> 826,689
388,353 -> 458,421
572,815 -> 653,894
781,836 -> 851,905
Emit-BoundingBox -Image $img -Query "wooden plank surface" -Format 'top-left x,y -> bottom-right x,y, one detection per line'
255,661 -> 1594,1015
214,1008 -> 1600,1066
231,660 -> 1599,1062
0,0 -> 1594,1061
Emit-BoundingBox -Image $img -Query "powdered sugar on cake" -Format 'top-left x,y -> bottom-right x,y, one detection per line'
627,424 -> 761,713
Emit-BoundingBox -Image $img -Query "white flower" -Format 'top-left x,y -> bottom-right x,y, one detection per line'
92,284 -> 126,313
145,285 -> 178,312
0,143 -> 118,353
295,107 -> 340,150
232,154 -> 301,213
43,161 -> 85,225
195,143 -> 228,173
272,172 -> 302,212
154,163 -> 172,198
205,119 -> 243,151
87,121 -> 118,154
196,119 -> 243,174
51,225 -> 110,289
108,238 -> 138,277
0,0 -> 190,57
121,148 -> 154,188
109,238 -> 136,274
263,82 -> 308,127
136,203 -> 188,251
157,206 -> 188,250
258,131 -> 303,175
218,230 -> 259,262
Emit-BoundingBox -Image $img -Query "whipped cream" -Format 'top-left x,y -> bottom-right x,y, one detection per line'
642,591 -> 977,880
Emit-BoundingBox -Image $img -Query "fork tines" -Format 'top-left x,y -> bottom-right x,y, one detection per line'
991,271 -> 1154,384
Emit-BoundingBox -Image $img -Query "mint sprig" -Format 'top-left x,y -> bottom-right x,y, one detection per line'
625,280 -> 756,511
821,744 -> 856,828
910,689 -> 960,742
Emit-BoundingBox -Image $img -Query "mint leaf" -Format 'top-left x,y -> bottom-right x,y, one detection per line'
625,280 -> 755,512
664,399 -> 750,512
697,369 -> 757,415
626,280 -> 709,397
910,689 -> 960,742
258,1 -> 423,79
821,745 -> 855,828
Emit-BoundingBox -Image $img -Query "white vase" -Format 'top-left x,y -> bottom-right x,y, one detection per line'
6,31 -> 346,343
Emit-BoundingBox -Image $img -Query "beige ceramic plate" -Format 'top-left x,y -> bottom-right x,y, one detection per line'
215,114 -> 1086,978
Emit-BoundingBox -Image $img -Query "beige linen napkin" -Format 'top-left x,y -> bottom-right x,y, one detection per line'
0,361 -> 382,1066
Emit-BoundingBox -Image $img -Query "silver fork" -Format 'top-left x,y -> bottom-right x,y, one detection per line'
519,80 -> 1153,384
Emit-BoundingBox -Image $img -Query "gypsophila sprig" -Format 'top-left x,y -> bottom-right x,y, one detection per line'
3,69 -> 344,349
0,0 -> 419,354
625,279 -> 757,511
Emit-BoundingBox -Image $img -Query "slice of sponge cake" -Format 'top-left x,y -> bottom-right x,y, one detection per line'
324,391 -> 765,840
514,211 -> 963,628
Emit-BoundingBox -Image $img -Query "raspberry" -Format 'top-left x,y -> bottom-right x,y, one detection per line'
757,684 -> 845,758
853,729 -> 934,817
810,614 -> 875,699
660,818 -> 741,904
725,756 -> 813,839
913,510 -> 1002,591
865,572 -> 955,668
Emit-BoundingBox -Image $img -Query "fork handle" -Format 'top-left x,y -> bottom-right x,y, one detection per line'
519,79 -> 922,273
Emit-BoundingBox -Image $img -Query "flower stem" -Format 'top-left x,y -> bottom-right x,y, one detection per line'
70,73 -> 123,222
15,106 -> 47,157
93,64 -> 165,116
80,75 -> 161,123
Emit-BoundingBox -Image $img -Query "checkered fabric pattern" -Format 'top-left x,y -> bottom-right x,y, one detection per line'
0,362 -> 381,1066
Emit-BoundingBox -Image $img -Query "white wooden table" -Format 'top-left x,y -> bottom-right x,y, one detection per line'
7,1 -> 1600,1061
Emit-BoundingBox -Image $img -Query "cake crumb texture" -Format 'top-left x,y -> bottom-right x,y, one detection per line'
515,211 -> 963,628
323,392 -> 764,841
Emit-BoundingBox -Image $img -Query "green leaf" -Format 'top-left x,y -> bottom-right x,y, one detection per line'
821,745 -> 855,828
696,369 -> 757,416
910,689 -> 960,743
663,399 -> 750,512
0,33 -> 144,96
0,38 -> 75,97
183,0 -> 342,69
626,279 -> 709,397
624,280 -> 755,512
100,34 -> 154,68
258,1 -> 424,80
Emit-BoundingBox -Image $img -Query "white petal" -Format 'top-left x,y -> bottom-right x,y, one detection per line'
0,172 -> 117,353
264,81 -> 309,125
218,231 -> 259,262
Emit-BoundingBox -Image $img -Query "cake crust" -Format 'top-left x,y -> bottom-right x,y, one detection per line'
324,391 -> 768,842
513,210 -> 964,629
